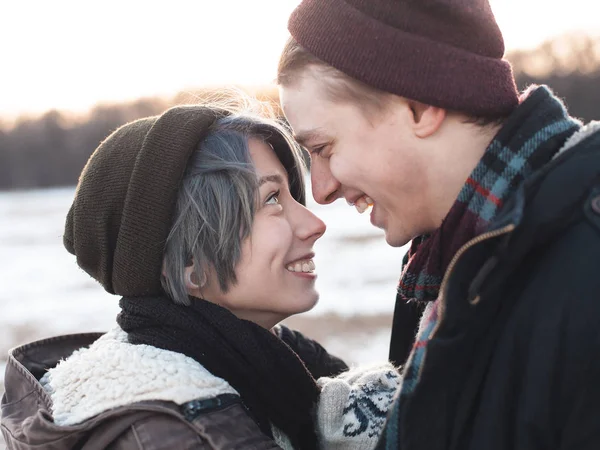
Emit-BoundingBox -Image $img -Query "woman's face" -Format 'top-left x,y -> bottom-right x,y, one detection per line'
200,139 -> 326,329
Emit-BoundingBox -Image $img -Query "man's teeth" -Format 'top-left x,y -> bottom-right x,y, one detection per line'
354,196 -> 374,214
287,260 -> 316,273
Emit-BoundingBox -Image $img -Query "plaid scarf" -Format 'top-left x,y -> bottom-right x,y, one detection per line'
378,86 -> 581,449
398,90 -> 580,305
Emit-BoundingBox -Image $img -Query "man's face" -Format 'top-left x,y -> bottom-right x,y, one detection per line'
280,71 -> 437,247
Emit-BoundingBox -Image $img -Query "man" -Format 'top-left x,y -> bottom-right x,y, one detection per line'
277,0 -> 600,448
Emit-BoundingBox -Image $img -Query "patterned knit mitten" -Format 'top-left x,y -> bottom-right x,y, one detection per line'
316,363 -> 401,450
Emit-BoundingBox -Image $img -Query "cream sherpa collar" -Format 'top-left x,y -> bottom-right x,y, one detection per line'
41,326 -> 238,426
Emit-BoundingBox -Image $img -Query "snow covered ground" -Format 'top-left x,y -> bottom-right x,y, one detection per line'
0,183 -> 408,402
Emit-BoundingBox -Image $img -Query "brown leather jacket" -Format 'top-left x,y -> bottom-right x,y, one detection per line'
1,333 -> 282,450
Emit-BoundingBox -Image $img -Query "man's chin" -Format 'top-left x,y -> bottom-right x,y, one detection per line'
384,229 -> 411,248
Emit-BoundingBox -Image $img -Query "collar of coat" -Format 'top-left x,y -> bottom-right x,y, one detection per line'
41,326 -> 239,426
555,120 -> 600,158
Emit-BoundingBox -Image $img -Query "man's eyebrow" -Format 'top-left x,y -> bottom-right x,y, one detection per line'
293,129 -> 327,147
258,174 -> 285,187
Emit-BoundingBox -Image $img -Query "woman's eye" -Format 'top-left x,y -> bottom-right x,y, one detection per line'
265,191 -> 281,205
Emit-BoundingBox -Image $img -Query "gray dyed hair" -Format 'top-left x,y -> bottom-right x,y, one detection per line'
161,111 -> 306,305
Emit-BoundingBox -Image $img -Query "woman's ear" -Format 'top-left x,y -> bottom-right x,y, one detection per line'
407,100 -> 446,138
184,265 -> 206,292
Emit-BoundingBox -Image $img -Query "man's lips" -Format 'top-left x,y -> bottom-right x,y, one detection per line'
347,195 -> 374,214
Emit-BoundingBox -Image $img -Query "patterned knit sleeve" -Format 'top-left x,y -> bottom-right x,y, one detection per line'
316,363 -> 401,450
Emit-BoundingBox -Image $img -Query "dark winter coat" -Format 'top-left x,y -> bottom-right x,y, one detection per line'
1,331 -> 281,450
1,326 -> 346,449
383,120 -> 600,449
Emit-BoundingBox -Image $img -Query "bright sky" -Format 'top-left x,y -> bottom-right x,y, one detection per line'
1,0 -> 598,118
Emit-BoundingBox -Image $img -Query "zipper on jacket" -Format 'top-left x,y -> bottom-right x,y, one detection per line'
431,223 -> 516,339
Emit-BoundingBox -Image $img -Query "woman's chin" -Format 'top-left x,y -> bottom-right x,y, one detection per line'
300,291 -> 320,312
282,292 -> 320,318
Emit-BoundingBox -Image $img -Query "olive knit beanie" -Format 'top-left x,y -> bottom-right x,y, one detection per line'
288,0 -> 519,116
64,106 -> 227,296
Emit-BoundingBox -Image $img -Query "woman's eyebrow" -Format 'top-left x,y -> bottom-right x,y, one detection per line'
258,174 -> 285,187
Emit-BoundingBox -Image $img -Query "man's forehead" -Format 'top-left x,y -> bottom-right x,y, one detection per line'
280,72 -> 328,114
280,78 -> 335,144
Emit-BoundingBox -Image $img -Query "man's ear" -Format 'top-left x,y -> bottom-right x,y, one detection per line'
407,100 -> 446,138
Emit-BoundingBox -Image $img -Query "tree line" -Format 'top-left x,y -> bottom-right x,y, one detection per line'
1,34 -> 599,190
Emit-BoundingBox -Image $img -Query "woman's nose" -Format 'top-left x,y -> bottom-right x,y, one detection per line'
294,204 -> 326,242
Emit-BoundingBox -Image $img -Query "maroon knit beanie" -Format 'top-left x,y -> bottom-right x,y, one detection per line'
64,106 -> 227,297
288,0 -> 519,116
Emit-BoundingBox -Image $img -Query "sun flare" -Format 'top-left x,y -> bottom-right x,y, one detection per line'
1,0 -> 598,117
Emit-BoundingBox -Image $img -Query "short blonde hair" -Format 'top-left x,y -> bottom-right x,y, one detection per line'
277,36 -> 392,115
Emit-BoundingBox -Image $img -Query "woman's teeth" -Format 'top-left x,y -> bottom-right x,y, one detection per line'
287,260 -> 316,273
354,196 -> 374,214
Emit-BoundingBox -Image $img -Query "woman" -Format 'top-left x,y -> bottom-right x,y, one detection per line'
1,101 -> 352,449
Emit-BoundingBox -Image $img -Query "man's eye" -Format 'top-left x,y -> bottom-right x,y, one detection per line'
311,145 -> 326,156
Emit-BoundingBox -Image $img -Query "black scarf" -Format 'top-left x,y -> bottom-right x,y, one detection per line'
117,295 -> 320,449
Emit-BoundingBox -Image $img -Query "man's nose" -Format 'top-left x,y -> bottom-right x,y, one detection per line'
310,158 -> 341,205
